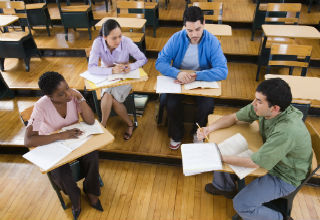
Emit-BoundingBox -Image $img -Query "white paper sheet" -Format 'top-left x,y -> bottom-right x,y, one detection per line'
61,120 -> 104,139
181,143 -> 222,176
23,142 -> 71,171
108,68 -> 140,81
80,71 -> 108,84
184,81 -> 219,90
156,76 -> 181,94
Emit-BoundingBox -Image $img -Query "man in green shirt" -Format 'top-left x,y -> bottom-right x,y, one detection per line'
197,78 -> 312,220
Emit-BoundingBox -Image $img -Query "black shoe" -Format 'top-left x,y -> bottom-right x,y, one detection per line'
205,183 -> 237,199
72,208 -> 81,220
90,199 -> 104,212
83,185 -> 104,212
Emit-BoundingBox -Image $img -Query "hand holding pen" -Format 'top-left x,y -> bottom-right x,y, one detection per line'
196,123 -> 209,142
112,63 -> 130,74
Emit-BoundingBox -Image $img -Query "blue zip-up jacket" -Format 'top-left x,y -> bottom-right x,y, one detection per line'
155,29 -> 228,82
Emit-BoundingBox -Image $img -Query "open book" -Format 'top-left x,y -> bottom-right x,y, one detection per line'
181,143 -> 222,176
184,81 -> 219,90
181,133 -> 257,179
23,120 -> 104,171
218,133 -> 257,179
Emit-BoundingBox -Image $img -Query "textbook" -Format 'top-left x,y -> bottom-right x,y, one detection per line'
184,81 -> 219,90
181,133 -> 257,179
23,120 -> 104,171
217,133 -> 257,179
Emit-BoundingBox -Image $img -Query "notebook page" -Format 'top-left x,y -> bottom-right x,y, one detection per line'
61,120 -> 104,139
218,133 -> 248,156
181,143 -> 222,176
184,81 -> 219,90
80,71 -> 108,84
23,142 -> 71,171
156,76 -> 181,94
228,149 -> 257,179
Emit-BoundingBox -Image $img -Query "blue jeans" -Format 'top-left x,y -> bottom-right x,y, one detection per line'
212,171 -> 296,220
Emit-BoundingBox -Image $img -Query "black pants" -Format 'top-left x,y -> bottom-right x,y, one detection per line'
166,94 -> 214,141
49,151 -> 100,208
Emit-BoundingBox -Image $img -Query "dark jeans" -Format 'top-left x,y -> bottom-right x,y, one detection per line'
166,94 -> 214,141
49,151 -> 100,208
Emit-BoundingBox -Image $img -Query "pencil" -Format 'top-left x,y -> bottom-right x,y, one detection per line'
196,123 -> 209,142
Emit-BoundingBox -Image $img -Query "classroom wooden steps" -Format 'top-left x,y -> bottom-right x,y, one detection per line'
0,97 -> 37,147
2,58 -> 320,107
30,27 -> 320,62
1,149 -> 320,219
45,0 -> 320,25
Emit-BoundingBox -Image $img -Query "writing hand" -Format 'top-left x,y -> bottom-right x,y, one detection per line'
196,126 -> 210,141
112,64 -> 125,74
60,128 -> 83,140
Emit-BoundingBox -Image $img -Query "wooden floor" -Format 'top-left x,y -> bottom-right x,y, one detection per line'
0,154 -> 320,220
1,0 -> 320,219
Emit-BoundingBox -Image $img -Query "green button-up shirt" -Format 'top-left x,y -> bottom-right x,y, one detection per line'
236,104 -> 312,187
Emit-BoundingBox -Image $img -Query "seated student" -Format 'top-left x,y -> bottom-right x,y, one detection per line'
155,6 -> 228,150
24,72 -> 103,220
88,19 -> 147,140
197,78 -> 312,220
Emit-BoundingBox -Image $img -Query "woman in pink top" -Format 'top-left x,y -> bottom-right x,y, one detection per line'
24,72 -> 102,220
88,19 -> 147,140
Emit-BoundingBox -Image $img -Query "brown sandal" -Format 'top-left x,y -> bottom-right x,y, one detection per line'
123,124 -> 136,140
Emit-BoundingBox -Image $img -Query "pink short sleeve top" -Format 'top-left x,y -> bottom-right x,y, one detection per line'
27,93 -> 82,135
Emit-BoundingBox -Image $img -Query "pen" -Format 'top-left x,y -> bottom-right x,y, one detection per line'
196,122 -> 209,142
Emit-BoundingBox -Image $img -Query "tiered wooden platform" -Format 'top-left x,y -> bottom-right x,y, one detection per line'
1,0 -> 320,219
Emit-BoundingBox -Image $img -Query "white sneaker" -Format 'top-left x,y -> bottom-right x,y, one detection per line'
193,133 -> 203,143
169,138 -> 181,150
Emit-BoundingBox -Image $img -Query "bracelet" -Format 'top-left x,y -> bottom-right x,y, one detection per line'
78,96 -> 86,103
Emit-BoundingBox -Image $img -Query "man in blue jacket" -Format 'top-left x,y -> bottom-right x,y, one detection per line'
156,6 -> 228,150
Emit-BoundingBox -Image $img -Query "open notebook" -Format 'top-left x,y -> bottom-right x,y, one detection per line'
156,76 -> 219,93
23,120 -> 104,171
181,133 -> 257,179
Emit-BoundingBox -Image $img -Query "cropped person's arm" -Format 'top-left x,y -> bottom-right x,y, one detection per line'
88,39 -> 112,75
195,37 -> 228,82
155,34 -> 180,78
128,39 -> 148,70
70,89 -> 95,125
197,113 -> 238,140
222,155 -> 259,168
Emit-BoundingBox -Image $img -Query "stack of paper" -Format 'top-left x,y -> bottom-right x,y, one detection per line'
184,81 -> 219,90
23,120 -> 104,171
156,76 -> 181,93
181,143 -> 222,176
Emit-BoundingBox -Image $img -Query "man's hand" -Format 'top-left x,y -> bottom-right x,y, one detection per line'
60,128 -> 83,139
196,126 -> 210,141
177,72 -> 196,84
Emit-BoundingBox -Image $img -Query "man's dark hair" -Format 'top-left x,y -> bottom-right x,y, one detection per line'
38,71 -> 65,95
183,6 -> 204,25
99,19 -> 121,37
256,78 -> 292,112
